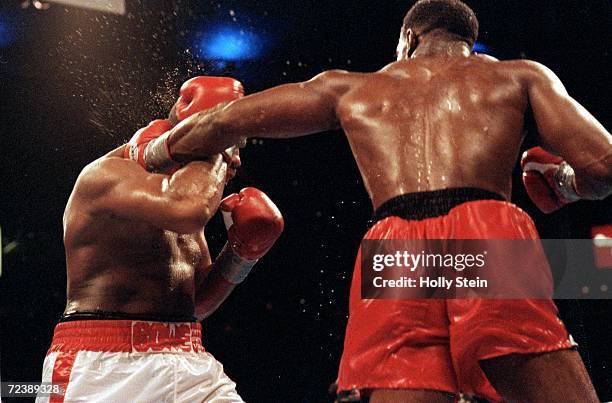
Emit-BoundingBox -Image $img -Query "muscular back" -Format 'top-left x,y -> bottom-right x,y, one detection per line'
166,52 -> 611,209
336,56 -> 528,208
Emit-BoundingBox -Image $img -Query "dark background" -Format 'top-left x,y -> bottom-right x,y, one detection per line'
0,0 -> 610,401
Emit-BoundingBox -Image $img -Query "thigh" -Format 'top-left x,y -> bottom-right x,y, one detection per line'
480,349 -> 598,403
177,352 -> 244,403
65,351 -> 176,402
448,299 -> 575,401
369,388 -> 455,403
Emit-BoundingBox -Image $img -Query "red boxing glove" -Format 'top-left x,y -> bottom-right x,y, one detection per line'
124,119 -> 173,170
174,76 -> 244,121
143,76 -> 244,173
221,188 -> 284,261
521,147 -> 581,213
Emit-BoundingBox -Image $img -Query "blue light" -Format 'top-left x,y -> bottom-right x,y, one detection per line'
0,20 -> 11,48
0,13 -> 17,48
473,42 -> 493,54
197,26 -> 263,61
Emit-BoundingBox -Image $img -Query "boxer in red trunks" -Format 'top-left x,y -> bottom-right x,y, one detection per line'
132,1 -> 611,401
38,77 -> 284,402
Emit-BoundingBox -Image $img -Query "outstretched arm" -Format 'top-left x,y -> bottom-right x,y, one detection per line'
164,70 -> 348,162
75,155 -> 227,233
525,61 -> 612,199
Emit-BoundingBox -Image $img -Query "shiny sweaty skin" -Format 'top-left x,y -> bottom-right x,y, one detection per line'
166,54 -> 611,210
335,55 -> 529,207
160,38 -> 610,402
63,146 -> 228,319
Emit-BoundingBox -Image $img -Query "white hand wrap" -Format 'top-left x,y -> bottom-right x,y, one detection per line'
553,161 -> 581,202
143,132 -> 182,173
216,242 -> 258,284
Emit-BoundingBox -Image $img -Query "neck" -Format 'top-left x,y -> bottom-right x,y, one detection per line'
411,31 -> 471,59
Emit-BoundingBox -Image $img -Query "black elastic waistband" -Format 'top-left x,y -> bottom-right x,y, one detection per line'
60,310 -> 198,323
371,187 -> 505,224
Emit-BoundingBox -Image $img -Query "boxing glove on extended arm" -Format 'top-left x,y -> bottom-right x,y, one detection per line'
144,76 -> 244,173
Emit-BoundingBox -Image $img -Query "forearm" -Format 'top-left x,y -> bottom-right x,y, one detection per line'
574,153 -> 612,200
194,243 -> 256,320
164,78 -> 341,163
528,62 -> 612,198
166,158 -> 227,228
194,268 -> 237,320
194,187 -> 283,319
167,103 -> 241,163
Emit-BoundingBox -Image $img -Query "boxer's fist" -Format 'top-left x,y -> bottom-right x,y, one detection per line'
124,119 -> 172,170
133,76 -> 244,174
221,188 -> 284,261
521,147 -> 580,213
174,76 -> 244,122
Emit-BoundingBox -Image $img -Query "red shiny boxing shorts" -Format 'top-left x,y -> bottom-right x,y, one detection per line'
336,188 -> 575,402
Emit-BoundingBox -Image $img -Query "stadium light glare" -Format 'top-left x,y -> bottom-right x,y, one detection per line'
473,42 -> 493,54
196,26 -> 264,61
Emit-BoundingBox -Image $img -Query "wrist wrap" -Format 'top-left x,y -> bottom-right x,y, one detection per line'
144,132 -> 182,173
553,161 -> 581,202
216,242 -> 258,284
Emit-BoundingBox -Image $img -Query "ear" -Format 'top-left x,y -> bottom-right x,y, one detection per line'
407,28 -> 418,57
396,28 -> 410,61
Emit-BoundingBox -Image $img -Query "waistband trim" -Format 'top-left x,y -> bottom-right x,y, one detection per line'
60,310 -> 198,323
372,187 -> 505,224
48,320 -> 204,354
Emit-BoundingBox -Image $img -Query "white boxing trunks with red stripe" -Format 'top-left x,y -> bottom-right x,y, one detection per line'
36,320 -> 243,403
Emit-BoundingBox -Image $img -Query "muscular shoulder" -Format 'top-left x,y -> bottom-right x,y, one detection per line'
75,156 -> 137,200
311,69 -> 353,83
63,156 -> 130,226
307,69 -> 361,97
496,59 -> 559,85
